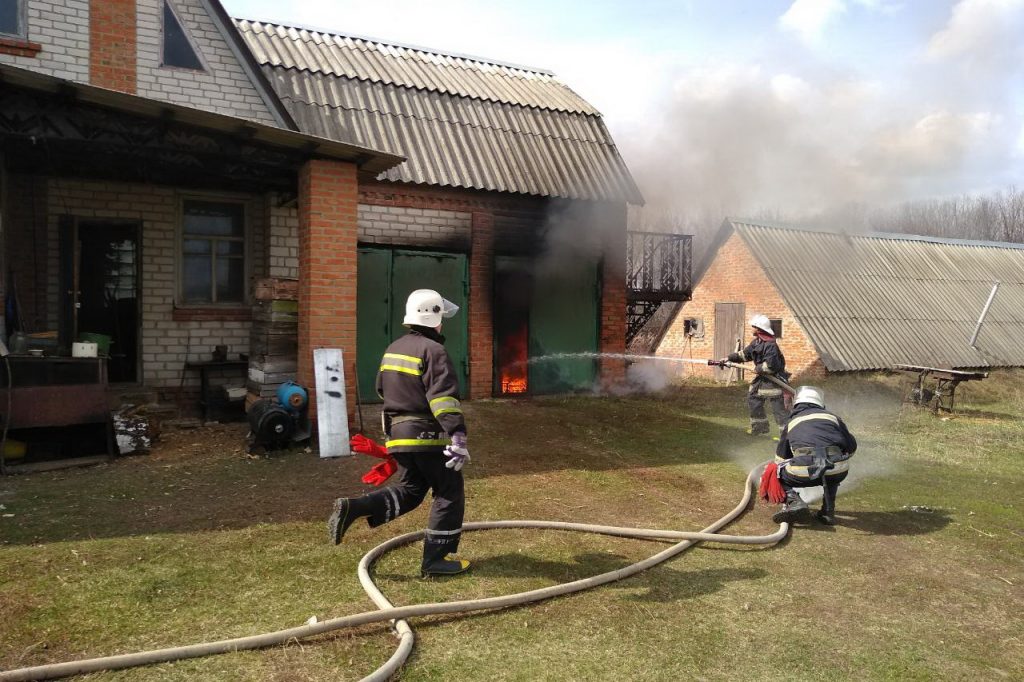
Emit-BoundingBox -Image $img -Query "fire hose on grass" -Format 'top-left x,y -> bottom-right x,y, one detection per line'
1,465 -> 788,682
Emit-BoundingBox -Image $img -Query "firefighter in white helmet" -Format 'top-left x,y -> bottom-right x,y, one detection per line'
328,289 -> 472,577
772,386 -> 857,525
719,314 -> 792,436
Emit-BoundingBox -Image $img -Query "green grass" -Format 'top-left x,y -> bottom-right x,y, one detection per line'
1,371 -> 1022,680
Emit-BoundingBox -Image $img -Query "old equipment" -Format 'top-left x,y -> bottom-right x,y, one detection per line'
247,381 -> 310,451
895,365 -> 988,413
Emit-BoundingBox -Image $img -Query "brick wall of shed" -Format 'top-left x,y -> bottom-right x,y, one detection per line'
0,0 -> 90,79
2,177 -> 269,392
657,232 -> 826,379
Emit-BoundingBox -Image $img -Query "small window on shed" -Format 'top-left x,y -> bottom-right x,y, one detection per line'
0,0 -> 25,38
770,319 -> 783,339
162,0 -> 205,70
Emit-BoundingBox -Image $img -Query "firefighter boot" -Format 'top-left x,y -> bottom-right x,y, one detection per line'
421,541 -> 470,578
772,490 -> 809,524
817,481 -> 837,525
327,496 -> 371,545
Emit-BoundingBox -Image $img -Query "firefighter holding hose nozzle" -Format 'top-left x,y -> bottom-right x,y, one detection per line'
765,385 -> 857,525
328,289 -> 472,577
717,314 -> 792,436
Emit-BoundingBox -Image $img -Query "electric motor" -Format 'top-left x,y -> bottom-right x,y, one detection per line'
247,398 -> 295,450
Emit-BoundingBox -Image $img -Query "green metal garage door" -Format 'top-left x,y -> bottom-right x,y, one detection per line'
528,260 -> 599,394
357,248 -> 468,402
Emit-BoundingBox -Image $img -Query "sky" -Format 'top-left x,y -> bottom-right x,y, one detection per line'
223,0 -> 1024,219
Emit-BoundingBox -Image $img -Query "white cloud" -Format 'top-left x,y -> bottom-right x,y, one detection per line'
778,0 -> 848,46
926,0 -> 1024,60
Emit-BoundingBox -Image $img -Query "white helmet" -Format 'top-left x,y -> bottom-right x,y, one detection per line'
403,289 -> 459,328
794,385 -> 825,408
749,314 -> 774,335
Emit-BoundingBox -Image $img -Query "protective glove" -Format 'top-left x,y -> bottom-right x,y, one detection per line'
362,458 -> 398,486
443,432 -> 470,472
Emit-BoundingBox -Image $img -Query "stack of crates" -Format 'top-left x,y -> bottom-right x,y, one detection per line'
246,278 -> 298,411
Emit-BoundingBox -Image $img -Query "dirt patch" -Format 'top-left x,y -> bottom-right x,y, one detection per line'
1,423 -> 378,544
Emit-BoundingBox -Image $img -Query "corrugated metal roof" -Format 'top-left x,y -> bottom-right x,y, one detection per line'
235,19 -> 597,115
730,219 -> 1024,371
234,19 -> 642,204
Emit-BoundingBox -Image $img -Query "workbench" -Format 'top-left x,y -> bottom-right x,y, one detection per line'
184,359 -> 248,421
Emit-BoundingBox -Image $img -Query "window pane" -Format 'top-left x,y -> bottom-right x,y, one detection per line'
0,0 -> 19,35
182,254 -> 212,303
216,240 -> 244,256
183,201 -> 244,237
216,258 -> 245,302
162,0 -> 204,70
183,239 -> 211,254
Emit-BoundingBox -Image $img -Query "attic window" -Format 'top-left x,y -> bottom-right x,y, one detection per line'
0,0 -> 25,38
162,0 -> 204,70
770,319 -> 783,339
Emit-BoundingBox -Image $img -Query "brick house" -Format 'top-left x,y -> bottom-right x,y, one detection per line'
657,219 -> 1024,379
0,0 -> 641,430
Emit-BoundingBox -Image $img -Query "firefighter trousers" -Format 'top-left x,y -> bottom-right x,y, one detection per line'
359,449 -> 465,557
747,379 -> 788,434
780,470 -> 848,515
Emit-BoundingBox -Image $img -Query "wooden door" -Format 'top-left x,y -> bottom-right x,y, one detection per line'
714,303 -> 745,382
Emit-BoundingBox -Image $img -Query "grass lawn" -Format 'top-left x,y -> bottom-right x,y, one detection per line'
1,371 -> 1022,680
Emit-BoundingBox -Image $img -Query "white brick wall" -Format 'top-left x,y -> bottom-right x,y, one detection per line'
267,197 -> 298,278
135,0 -> 278,125
358,204 -> 472,249
0,0 -> 90,81
44,178 -> 268,388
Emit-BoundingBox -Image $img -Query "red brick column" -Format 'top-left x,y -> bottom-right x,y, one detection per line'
297,159 -> 359,426
600,203 -> 628,386
90,0 -> 137,94
469,211 -> 494,399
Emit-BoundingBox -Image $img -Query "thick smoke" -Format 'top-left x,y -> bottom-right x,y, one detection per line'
622,0 -> 1024,236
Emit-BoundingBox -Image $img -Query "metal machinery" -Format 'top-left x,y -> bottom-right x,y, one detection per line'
247,381 -> 311,451
895,364 -> 989,413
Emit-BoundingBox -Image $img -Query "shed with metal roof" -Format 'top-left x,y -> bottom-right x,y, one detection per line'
233,19 -> 642,204
656,219 -> 1024,375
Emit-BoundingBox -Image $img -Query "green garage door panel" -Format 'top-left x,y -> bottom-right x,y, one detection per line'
390,251 -> 468,396
357,248 -> 392,401
529,261 -> 599,394
357,248 -> 468,402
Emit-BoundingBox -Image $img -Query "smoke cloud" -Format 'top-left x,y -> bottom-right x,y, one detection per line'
623,0 -> 1024,235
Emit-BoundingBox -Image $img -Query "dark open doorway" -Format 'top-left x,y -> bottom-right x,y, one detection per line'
60,220 -> 140,383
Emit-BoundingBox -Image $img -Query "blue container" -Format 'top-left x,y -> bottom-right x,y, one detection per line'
277,381 -> 308,413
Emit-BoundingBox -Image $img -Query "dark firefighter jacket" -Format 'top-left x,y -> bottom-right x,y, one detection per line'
775,404 -> 857,479
729,335 -> 789,380
376,326 -> 466,454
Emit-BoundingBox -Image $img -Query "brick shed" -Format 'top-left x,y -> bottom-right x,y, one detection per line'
657,219 -> 1024,380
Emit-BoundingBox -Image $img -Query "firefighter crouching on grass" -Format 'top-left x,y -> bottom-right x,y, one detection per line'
328,289 -> 472,577
720,314 -> 791,436
770,386 -> 857,525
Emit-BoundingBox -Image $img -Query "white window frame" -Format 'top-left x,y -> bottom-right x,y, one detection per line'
176,193 -> 252,307
160,0 -> 209,72
0,0 -> 28,40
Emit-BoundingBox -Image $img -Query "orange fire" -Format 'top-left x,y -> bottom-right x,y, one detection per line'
499,324 -> 528,394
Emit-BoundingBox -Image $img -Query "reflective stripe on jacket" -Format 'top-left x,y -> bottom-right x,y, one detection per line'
775,405 -> 857,478
377,326 -> 466,453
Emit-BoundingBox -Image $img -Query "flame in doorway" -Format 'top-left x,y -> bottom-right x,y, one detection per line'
499,324 -> 528,394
